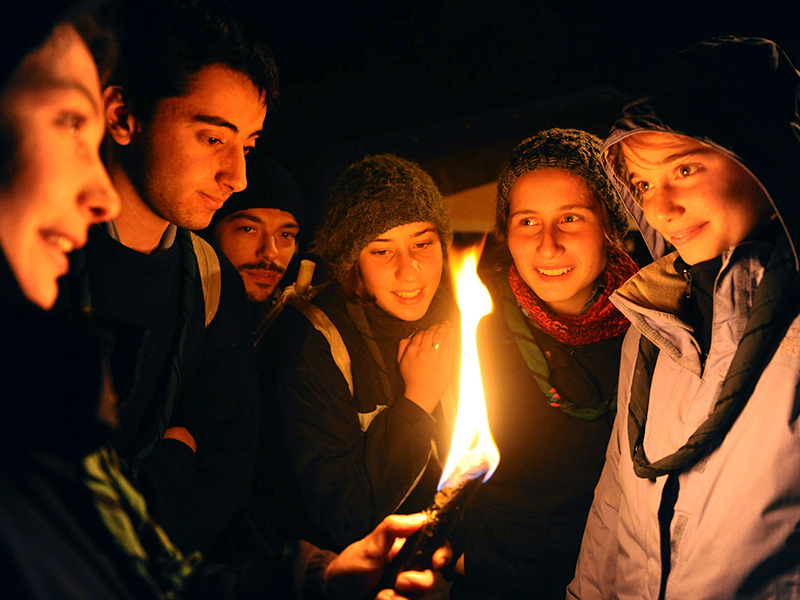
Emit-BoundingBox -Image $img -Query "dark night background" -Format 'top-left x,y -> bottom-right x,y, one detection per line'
230,1 -> 798,243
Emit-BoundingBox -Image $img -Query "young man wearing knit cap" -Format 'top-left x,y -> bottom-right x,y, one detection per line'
205,153 -> 303,308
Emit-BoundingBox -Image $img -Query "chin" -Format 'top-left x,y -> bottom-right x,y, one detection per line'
176,210 -> 215,232
24,282 -> 58,310
394,305 -> 430,322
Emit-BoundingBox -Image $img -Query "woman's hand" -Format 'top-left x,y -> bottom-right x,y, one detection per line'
325,513 -> 452,600
397,321 -> 455,414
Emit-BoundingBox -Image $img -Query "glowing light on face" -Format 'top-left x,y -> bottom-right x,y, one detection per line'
439,244 -> 500,488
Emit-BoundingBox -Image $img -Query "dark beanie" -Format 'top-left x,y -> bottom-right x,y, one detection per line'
496,128 -> 629,244
210,153 -> 304,229
313,154 -> 453,282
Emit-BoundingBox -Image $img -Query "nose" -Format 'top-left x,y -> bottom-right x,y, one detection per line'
395,252 -> 420,283
536,225 -> 564,260
218,148 -> 248,193
80,155 -> 121,224
257,233 -> 280,261
645,184 -> 684,224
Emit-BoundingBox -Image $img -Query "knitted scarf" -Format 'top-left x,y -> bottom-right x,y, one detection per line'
501,244 -> 638,420
509,244 -> 638,346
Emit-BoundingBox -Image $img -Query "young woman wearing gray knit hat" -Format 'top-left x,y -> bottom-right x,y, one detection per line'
256,153 -> 459,552
449,129 -> 639,600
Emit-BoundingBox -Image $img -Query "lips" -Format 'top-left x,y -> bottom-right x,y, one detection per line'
667,222 -> 707,246
240,267 -> 278,285
537,266 -> 572,277
40,230 -> 80,276
43,232 -> 75,254
393,288 -> 422,299
200,192 -> 227,211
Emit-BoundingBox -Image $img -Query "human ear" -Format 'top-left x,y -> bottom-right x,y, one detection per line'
103,86 -> 138,146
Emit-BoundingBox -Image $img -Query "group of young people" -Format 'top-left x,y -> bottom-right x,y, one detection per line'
1,0 -> 799,598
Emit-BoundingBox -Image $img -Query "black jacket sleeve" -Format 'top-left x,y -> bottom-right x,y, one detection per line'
259,305 -> 436,550
139,259 -> 260,554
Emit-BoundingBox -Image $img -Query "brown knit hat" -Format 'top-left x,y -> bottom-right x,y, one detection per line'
495,128 -> 629,245
313,154 -> 453,282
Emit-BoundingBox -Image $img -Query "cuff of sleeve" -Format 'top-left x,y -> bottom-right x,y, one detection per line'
292,540 -> 337,600
391,395 -> 437,430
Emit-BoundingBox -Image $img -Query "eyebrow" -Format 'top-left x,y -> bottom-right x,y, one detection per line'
24,74 -> 100,116
192,114 -> 263,138
660,148 -> 713,164
372,227 -> 438,243
626,147 -> 712,176
227,213 -> 299,228
510,204 -> 592,217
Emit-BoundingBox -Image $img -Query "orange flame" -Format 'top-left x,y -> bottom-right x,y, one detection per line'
439,243 -> 500,489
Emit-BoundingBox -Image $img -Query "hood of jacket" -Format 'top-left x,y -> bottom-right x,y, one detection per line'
601,36 -> 800,268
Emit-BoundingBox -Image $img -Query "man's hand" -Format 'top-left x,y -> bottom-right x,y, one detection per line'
325,513 -> 452,600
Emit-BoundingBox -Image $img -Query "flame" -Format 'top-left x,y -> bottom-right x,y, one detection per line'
439,243 -> 500,489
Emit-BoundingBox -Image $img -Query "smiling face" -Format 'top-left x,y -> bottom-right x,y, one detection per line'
620,132 -> 774,265
215,208 -> 299,302
134,64 -> 267,231
506,169 -> 607,316
0,24 -> 120,309
357,222 -> 443,321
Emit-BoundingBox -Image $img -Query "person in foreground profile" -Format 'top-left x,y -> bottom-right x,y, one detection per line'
0,3 -> 450,600
568,37 -> 800,599
449,129 -> 637,600
0,6 -> 190,598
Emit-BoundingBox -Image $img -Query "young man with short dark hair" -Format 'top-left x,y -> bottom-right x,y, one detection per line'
64,0 -> 277,554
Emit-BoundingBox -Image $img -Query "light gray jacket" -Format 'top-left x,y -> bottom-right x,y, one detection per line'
569,37 -> 800,599
569,244 -> 800,599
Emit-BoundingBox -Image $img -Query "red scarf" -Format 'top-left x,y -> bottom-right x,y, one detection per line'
509,244 -> 639,346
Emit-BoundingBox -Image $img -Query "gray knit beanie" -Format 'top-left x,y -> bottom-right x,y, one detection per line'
314,154 -> 453,282
495,128 -> 629,244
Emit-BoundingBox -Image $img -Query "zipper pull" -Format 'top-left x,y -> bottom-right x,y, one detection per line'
676,262 -> 692,299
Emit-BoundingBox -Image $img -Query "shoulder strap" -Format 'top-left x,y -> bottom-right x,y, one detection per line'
190,233 -> 221,327
497,272 -> 614,421
288,295 -> 354,396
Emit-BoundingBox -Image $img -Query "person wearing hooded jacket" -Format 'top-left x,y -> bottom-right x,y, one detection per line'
257,154 -> 459,552
449,129 -> 638,600
568,37 -> 800,599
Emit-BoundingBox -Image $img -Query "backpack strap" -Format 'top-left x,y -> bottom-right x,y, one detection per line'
190,233 -> 221,328
288,295 -> 354,396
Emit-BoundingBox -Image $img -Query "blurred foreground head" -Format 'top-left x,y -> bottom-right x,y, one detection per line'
0,4 -> 120,309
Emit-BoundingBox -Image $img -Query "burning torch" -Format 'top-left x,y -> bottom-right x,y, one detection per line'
379,245 -> 500,587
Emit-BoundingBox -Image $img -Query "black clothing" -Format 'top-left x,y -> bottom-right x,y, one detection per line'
0,247 -> 333,600
68,226 -> 259,553
451,289 -> 618,600
255,282 -> 455,551
674,255 -> 721,359
0,253 -> 152,600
